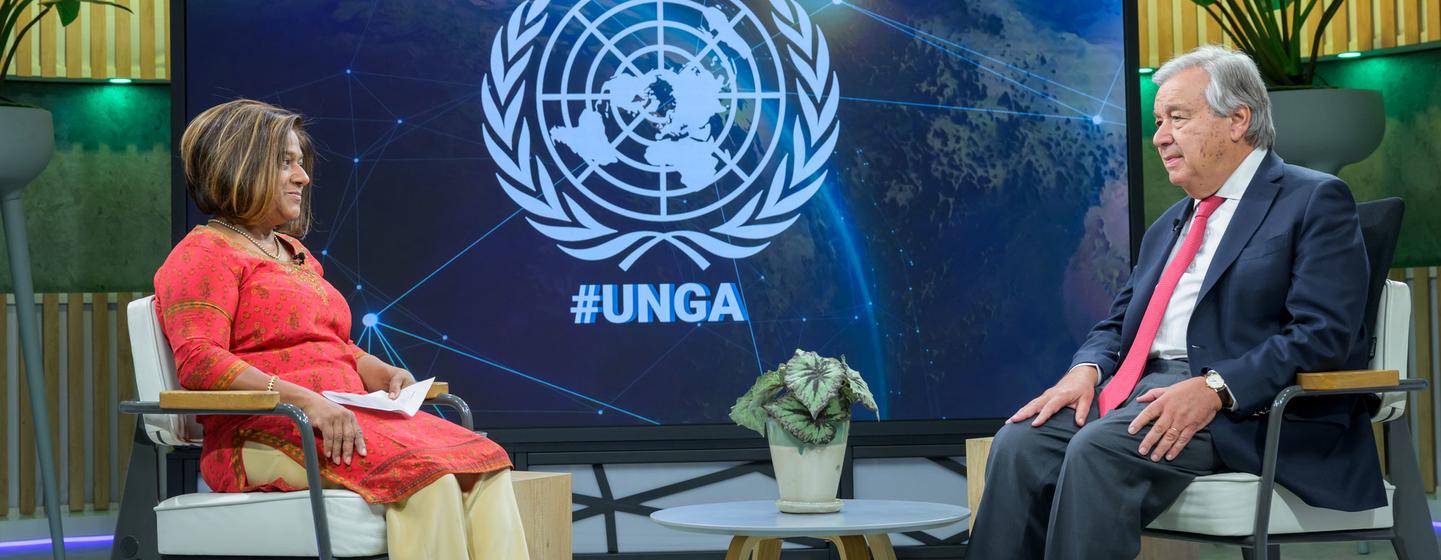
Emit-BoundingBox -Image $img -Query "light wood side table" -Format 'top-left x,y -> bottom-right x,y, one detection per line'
512,470 -> 572,560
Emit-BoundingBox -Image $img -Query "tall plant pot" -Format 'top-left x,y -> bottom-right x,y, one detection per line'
767,418 -> 848,513
0,105 -> 67,559
1269,88 -> 1384,175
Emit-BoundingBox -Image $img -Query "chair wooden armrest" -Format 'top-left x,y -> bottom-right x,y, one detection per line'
1295,369 -> 1399,391
427,381 -> 449,399
157,390 -> 281,411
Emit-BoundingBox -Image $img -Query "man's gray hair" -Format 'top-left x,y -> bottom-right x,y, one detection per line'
1152,45 -> 1275,149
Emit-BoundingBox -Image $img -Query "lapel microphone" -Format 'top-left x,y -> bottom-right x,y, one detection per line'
1172,218 -> 1183,232
293,252 -> 307,265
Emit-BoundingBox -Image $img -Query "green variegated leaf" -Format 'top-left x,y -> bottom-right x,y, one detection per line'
839,356 -> 878,417
765,394 -> 838,445
782,350 -> 844,418
729,369 -> 784,436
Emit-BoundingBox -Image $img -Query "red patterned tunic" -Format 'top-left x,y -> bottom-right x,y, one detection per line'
154,227 -> 511,503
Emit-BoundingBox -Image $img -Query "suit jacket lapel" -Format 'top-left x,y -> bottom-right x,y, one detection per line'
1197,151 -> 1284,304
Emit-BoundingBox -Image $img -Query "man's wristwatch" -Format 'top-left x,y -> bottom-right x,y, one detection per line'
1204,370 -> 1234,409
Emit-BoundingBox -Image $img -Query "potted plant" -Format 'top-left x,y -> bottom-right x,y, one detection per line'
1192,0 -> 1382,174
730,349 -> 878,513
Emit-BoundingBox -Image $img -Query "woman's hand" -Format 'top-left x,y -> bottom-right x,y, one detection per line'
299,395 -> 367,465
384,367 -> 416,399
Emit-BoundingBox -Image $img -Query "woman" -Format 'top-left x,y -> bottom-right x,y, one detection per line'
155,99 -> 528,560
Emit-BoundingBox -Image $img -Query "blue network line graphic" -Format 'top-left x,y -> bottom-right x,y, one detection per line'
379,322 -> 661,424
225,0 -> 1129,426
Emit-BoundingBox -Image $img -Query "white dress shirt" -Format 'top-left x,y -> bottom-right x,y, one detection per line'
1084,147 -> 1268,410
1150,147 -> 1267,361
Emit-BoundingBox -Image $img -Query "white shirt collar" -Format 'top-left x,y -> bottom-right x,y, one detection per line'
1205,147 -> 1268,203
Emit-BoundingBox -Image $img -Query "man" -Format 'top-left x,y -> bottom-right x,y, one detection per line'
967,45 -> 1383,559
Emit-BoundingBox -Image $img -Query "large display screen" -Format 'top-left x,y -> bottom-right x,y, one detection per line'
181,0 -> 1136,429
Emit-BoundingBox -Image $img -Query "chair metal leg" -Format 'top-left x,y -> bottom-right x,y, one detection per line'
1240,544 -> 1280,560
1383,419 -> 1439,560
278,403 -> 335,560
112,423 -> 161,560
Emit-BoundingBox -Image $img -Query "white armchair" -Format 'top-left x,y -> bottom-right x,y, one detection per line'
111,295 -> 471,559
1143,279 -> 1438,559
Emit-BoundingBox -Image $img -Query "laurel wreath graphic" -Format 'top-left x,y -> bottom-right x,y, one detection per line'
482,0 -> 839,270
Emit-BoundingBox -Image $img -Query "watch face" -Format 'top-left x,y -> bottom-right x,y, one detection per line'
1206,373 -> 1225,390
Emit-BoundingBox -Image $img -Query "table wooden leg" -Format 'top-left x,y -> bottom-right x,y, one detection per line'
754,538 -> 781,560
726,536 -> 760,560
864,533 -> 896,560
726,536 -> 780,560
826,536 -> 872,560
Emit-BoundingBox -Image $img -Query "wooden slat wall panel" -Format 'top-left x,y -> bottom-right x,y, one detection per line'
1404,0 -> 1422,44
39,3 -> 56,77
1139,1 -> 1439,65
2,0 -> 168,80
1141,0 -> 1153,68
115,0 -> 132,79
92,293 -> 112,509
1357,0 -> 1377,49
66,293 -> 85,512
14,5 -> 34,77
161,0 -> 170,77
89,3 -> 106,79
1379,0 -> 1398,47
138,0 -> 156,80
1428,0 -> 1441,42
1181,3 -> 1198,56
1204,9 -> 1223,46
63,9 -> 82,78
1334,1 -> 1352,52
42,294 -> 60,506
4,292 -> 155,514
1410,268 -> 1437,492
1158,0 -> 1175,65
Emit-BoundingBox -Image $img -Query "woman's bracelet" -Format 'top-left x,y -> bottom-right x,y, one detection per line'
266,375 -> 278,392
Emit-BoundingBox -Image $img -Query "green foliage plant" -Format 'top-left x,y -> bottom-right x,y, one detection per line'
1191,0 -> 1344,88
1,0 -> 132,106
730,349 -> 879,446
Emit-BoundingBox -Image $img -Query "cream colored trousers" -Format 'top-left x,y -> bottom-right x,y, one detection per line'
242,441 -> 530,560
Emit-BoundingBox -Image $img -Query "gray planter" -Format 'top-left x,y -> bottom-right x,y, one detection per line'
0,106 -> 55,195
1269,88 -> 1384,175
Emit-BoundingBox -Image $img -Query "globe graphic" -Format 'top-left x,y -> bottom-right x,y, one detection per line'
535,0 -> 787,222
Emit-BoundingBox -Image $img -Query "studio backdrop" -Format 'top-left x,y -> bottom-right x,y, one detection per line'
178,0 -> 1139,431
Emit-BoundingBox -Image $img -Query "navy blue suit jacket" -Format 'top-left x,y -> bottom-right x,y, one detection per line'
1071,151 -> 1384,511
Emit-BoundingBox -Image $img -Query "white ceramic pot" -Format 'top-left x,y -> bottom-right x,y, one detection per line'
0,106 -> 54,196
767,418 -> 848,513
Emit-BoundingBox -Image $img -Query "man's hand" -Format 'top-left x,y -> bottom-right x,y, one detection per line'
1007,365 -> 1098,428
1128,377 -> 1222,462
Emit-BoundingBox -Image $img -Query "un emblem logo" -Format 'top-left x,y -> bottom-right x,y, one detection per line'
483,0 -> 839,270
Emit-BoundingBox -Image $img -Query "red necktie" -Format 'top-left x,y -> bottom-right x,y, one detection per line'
1097,195 -> 1225,416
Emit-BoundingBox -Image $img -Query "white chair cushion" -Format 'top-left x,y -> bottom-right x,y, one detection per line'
1148,472 -> 1395,536
155,489 -> 386,557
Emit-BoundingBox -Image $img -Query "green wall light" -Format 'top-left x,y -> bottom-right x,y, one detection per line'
1138,67 -> 1155,75
1337,51 -> 1362,59
107,78 -> 133,84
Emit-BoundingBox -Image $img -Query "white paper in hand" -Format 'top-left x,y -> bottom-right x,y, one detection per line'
323,377 -> 435,417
